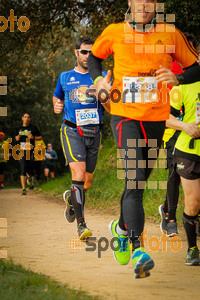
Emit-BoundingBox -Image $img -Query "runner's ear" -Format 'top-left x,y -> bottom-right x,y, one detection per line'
74,49 -> 78,58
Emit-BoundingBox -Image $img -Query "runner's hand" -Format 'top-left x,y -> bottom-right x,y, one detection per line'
95,70 -> 112,102
156,65 -> 179,86
28,133 -> 33,139
54,100 -> 64,114
183,122 -> 200,138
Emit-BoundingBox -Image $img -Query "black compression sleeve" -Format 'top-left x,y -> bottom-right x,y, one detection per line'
87,52 -> 103,82
179,62 -> 200,84
170,106 -> 180,118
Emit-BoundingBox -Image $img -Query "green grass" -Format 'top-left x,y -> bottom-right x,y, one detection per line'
143,167 -> 184,224
0,259 -> 99,300
37,136 -> 185,224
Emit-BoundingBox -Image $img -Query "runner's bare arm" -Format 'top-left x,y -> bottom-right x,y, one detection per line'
53,96 -> 64,114
15,135 -> 20,141
166,114 -> 200,138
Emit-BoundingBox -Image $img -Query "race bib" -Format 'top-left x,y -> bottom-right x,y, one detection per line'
123,77 -> 158,104
196,102 -> 200,122
20,142 -> 26,150
45,153 -> 51,159
20,141 -> 32,150
75,109 -> 99,126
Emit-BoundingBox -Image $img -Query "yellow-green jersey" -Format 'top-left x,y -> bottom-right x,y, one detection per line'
170,82 -> 200,161
34,139 -> 46,161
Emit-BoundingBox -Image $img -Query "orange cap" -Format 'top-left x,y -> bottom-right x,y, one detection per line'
0,132 -> 5,137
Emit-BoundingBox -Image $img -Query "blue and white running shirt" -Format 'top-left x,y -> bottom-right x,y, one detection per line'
54,68 -> 106,126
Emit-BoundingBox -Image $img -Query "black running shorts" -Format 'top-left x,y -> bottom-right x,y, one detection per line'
175,155 -> 200,180
19,150 -> 34,176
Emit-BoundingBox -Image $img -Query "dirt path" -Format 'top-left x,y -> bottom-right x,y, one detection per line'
0,189 -> 199,299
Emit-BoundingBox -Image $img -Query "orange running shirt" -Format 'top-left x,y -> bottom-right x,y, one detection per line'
92,22 -> 198,121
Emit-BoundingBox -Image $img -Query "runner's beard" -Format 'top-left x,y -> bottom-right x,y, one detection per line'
79,60 -> 88,71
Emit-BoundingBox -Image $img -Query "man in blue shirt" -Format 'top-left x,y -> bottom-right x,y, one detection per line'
44,143 -> 58,180
53,37 -> 105,240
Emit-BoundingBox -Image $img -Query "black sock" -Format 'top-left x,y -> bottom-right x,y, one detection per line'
163,196 -> 168,214
183,212 -> 198,249
132,240 -> 141,252
82,190 -> 86,216
70,181 -> 85,225
168,208 -> 176,221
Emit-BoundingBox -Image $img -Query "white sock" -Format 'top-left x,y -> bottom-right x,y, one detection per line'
116,223 -> 128,236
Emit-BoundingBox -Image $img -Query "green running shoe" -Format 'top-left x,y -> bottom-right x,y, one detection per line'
185,246 -> 200,266
77,221 -> 92,241
109,220 -> 130,265
132,247 -> 154,278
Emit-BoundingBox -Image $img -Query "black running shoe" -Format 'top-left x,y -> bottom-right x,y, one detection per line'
77,221 -> 92,240
22,189 -> 27,195
166,220 -> 178,237
63,190 -> 75,223
185,246 -> 200,266
159,204 -> 168,232
29,184 -> 34,190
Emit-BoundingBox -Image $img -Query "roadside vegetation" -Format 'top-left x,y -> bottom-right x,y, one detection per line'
0,259 -> 99,300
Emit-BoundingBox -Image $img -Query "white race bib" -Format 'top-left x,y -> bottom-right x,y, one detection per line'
75,108 -> 99,126
196,102 -> 200,122
20,142 -> 26,150
45,153 -> 51,159
123,77 -> 158,104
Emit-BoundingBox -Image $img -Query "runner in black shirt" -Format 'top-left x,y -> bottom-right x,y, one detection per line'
15,113 -> 42,195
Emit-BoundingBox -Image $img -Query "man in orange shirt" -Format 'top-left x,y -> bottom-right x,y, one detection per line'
88,0 -> 200,278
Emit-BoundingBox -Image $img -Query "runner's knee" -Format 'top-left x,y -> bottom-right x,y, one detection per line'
71,169 -> 85,182
185,196 -> 200,216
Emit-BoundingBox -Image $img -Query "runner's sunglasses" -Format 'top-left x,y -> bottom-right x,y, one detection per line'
77,49 -> 91,55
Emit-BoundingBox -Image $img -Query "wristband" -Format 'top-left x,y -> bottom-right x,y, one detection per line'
176,74 -> 185,85
94,76 -> 103,85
